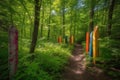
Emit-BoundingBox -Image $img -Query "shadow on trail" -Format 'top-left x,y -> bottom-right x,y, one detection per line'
62,44 -> 111,80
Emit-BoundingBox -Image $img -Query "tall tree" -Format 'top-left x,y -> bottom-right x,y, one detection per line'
47,0 -> 51,40
61,0 -> 65,38
40,0 -> 44,38
107,0 -> 115,36
89,0 -> 95,32
70,7 -> 73,36
73,9 -> 77,41
30,0 -> 42,53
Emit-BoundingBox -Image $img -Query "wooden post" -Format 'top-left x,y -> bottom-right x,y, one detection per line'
89,32 -> 93,57
86,32 -> 90,54
93,26 -> 99,65
8,26 -> 18,79
70,35 -> 74,44
58,36 -> 62,44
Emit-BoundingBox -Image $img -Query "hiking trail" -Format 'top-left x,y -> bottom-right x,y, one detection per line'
62,44 -> 111,80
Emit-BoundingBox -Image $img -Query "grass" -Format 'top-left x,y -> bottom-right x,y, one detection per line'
13,40 -> 72,80
0,31 -> 8,80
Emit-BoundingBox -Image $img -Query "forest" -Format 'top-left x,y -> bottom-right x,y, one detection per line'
0,0 -> 120,80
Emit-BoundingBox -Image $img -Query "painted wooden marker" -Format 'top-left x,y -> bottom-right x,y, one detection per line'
93,26 -> 99,65
89,32 -> 93,57
86,32 -> 90,54
8,26 -> 18,79
58,36 -> 62,43
70,35 -> 74,44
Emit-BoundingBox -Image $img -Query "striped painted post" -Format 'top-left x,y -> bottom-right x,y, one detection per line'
8,26 -> 18,79
70,35 -> 74,44
89,32 -> 93,57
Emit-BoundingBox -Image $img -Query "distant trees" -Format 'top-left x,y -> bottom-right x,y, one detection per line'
0,0 -> 118,52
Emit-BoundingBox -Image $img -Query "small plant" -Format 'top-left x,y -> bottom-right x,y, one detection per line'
13,42 -> 71,80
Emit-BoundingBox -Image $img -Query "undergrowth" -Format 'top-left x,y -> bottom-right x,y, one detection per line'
0,31 -> 8,80
82,37 -> 120,80
13,40 -> 72,80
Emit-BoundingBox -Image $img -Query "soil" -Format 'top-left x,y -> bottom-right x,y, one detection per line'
62,44 -> 111,80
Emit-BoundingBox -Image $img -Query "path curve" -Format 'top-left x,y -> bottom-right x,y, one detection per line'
62,44 -> 111,80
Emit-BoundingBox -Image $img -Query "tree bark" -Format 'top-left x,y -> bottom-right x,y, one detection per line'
62,0 -> 65,38
30,0 -> 42,53
70,7 -> 73,36
47,0 -> 51,40
40,0 -> 44,38
89,0 -> 95,32
107,0 -> 115,36
73,10 -> 77,41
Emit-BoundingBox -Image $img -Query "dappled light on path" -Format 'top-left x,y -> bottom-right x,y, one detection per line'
63,44 -> 111,80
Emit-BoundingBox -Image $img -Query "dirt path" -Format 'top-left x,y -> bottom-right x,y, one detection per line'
62,44 -> 111,80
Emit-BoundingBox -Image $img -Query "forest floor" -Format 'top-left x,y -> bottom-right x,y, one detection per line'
62,44 -> 111,80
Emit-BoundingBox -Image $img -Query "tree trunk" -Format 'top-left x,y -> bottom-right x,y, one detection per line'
47,0 -> 51,40
70,8 -> 73,36
107,0 -> 115,36
73,10 -> 77,41
62,0 -> 65,38
30,0 -> 42,53
89,0 -> 95,32
47,16 -> 51,40
40,0 -> 44,38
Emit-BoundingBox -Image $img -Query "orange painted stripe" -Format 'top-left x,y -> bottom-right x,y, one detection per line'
58,36 -> 62,43
71,36 -> 73,44
86,32 -> 90,54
